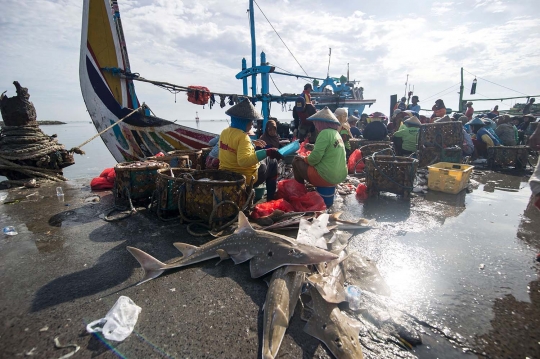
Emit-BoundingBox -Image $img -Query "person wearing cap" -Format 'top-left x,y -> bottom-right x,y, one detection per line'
431,99 -> 446,121
523,98 -> 535,115
468,118 -> 500,157
334,108 -> 353,157
347,115 -> 361,138
292,107 -> 347,187
407,96 -> 420,113
392,116 -> 421,155
394,97 -> 407,111
219,100 -> 283,200
363,113 -> 388,141
465,102 -> 474,121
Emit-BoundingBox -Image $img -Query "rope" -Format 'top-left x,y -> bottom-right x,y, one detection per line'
69,105 -> 144,154
464,69 -> 529,96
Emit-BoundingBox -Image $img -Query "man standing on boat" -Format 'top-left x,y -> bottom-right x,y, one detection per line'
218,100 -> 283,200
523,98 -> 535,115
465,102 -> 474,121
293,84 -> 317,142
407,96 -> 420,113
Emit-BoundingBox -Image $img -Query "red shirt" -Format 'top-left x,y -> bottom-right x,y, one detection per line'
465,107 -> 474,120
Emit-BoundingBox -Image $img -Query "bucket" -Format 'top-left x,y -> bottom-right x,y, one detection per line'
254,185 -> 266,202
316,186 -> 336,207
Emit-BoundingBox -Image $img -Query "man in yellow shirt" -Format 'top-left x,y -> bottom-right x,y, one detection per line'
219,100 -> 283,200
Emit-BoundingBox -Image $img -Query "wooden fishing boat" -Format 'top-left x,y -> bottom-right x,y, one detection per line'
80,0 -> 216,163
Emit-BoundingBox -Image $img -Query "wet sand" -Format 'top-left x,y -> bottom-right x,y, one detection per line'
0,170 -> 538,358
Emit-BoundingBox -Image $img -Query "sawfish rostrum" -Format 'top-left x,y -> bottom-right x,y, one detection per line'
127,212 -> 338,284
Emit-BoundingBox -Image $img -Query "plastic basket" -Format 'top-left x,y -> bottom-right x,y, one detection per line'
166,149 -> 203,169
365,155 -> 418,198
487,146 -> 529,169
417,122 -> 463,168
427,162 -> 474,194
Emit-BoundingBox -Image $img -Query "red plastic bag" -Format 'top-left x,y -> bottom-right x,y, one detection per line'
297,139 -> 311,157
355,183 -> 368,200
275,179 -> 307,201
347,149 -> 365,174
251,199 -> 295,219
290,191 -> 326,212
91,168 -> 116,190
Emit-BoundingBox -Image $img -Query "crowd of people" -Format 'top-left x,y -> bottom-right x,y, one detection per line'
206,86 -> 538,208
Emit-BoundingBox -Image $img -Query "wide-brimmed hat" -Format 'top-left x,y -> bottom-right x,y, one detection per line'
225,100 -> 263,120
307,106 -> 339,124
404,116 -> 421,126
466,118 -> 485,126
435,115 -> 452,123
347,115 -> 360,123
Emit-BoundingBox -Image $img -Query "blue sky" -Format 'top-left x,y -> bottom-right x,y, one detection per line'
1,0 -> 539,133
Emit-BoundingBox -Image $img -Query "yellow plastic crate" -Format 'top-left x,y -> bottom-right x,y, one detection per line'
427,162 -> 474,194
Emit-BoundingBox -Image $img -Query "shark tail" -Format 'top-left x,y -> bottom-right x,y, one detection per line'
126,246 -> 167,285
262,351 -> 274,359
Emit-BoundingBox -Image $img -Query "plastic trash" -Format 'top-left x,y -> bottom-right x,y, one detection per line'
346,285 -> 362,311
56,187 -> 64,196
86,296 -> 142,341
3,226 -> 17,236
0,193 -> 7,202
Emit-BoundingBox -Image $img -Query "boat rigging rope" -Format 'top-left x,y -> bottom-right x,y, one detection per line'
68,105 -> 144,155
463,69 -> 530,96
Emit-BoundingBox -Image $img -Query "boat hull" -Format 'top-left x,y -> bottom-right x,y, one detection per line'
80,0 -> 215,163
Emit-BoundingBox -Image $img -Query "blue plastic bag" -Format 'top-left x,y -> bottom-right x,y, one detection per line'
278,140 -> 300,156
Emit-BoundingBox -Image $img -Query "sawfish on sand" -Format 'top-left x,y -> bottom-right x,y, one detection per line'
127,212 -> 338,284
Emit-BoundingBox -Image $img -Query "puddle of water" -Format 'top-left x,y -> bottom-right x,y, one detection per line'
338,171 -> 538,357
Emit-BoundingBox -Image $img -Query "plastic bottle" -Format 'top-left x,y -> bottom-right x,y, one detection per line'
3,226 -> 17,236
346,285 -> 362,311
57,187 -> 64,202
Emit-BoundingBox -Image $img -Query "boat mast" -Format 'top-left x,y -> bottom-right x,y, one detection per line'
249,0 -> 257,98
459,67 -> 464,112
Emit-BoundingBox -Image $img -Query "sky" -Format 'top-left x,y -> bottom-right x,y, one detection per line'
1,0 -> 539,134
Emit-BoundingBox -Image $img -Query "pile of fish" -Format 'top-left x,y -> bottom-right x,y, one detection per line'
412,169 -> 429,194
127,213 -> 423,358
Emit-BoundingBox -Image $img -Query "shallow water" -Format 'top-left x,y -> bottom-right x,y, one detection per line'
335,171 -> 539,358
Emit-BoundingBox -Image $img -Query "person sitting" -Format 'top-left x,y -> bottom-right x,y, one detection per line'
468,118 -> 500,158
259,119 -> 282,149
347,115 -> 361,138
293,103 -> 317,143
219,100 -> 283,200
464,101 -> 474,121
363,113 -> 388,141
431,99 -> 446,121
407,95 -> 420,113
388,110 -> 414,133
357,113 -> 369,132
205,135 -> 221,169
292,107 -> 347,187
393,116 -> 421,156
394,97 -> 407,111
334,108 -> 352,157
495,115 -> 518,146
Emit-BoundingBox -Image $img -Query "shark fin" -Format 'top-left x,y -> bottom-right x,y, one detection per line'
272,307 -> 289,327
215,249 -> 230,266
235,212 -> 255,234
173,243 -> 199,258
303,318 -> 325,342
230,249 -> 253,264
126,246 -> 167,285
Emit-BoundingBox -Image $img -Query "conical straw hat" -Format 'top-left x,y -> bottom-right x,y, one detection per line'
307,107 -> 339,123
225,99 -> 263,120
404,116 -> 422,126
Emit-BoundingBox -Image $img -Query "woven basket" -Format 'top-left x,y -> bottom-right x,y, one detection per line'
147,154 -> 191,168
167,149 -> 203,169
359,143 -> 394,160
350,139 -> 391,152
155,168 -> 196,213
114,161 -> 169,203
487,146 -> 529,168
183,170 -> 252,228
365,155 -> 418,198
417,122 -> 463,168
201,147 -> 214,170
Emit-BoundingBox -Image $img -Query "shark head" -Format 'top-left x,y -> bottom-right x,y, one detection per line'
249,240 -> 338,278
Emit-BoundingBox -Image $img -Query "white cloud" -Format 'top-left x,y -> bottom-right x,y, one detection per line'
431,2 -> 454,16
475,0 -> 507,13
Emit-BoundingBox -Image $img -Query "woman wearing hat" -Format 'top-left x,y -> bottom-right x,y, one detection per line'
468,118 -> 500,157
431,99 -> 446,121
392,116 -> 421,155
363,112 -> 388,141
292,107 -> 347,187
334,108 -> 353,157
465,102 -> 474,121
219,100 -> 283,200
347,115 -> 361,138
495,115 -> 518,146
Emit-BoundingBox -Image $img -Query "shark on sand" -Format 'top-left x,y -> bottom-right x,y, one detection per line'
127,212 -> 338,285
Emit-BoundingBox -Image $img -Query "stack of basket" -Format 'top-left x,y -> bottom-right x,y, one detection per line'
417,122 -> 463,168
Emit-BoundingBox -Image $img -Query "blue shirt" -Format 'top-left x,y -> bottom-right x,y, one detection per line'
477,127 -> 500,146
407,104 -> 420,113
350,127 -> 361,138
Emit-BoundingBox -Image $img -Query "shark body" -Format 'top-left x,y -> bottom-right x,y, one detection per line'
127,212 -> 338,284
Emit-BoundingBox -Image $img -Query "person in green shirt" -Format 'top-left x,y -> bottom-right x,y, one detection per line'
392,116 -> 421,155
292,107 -> 347,186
